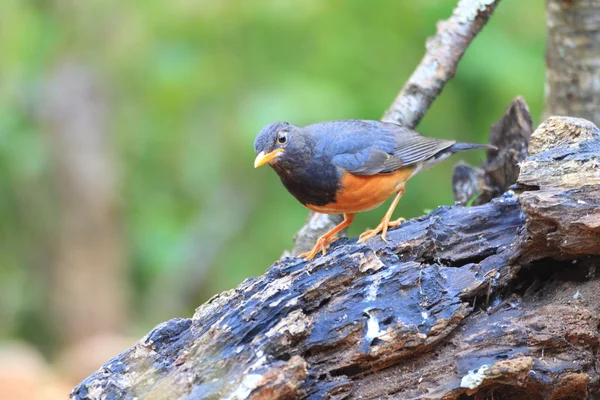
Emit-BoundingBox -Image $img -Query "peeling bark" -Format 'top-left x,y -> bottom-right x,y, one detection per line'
72,117 -> 600,399
517,116 -> 600,263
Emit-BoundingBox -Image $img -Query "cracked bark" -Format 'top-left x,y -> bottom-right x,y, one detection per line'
291,0 -> 502,256
72,116 -> 600,399
544,0 -> 600,125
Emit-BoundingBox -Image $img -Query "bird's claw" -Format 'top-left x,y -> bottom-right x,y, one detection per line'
358,228 -> 379,243
299,236 -> 338,261
358,217 -> 405,243
389,217 -> 406,226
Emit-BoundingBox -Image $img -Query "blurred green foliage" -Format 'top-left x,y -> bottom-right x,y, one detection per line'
0,0 -> 544,349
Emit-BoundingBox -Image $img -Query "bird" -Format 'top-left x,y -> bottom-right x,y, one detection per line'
253,120 -> 493,261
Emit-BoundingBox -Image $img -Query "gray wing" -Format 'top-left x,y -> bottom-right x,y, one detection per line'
309,120 -> 455,175
380,125 -> 456,173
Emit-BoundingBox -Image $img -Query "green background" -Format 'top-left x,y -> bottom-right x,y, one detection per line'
0,0 -> 545,354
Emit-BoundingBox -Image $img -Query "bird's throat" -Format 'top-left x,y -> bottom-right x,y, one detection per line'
272,162 -> 340,207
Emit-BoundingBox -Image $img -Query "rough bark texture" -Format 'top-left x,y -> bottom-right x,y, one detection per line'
452,96 -> 533,206
41,62 -> 128,346
72,117 -> 600,400
292,0 -> 502,256
545,0 -> 600,125
516,116 -> 600,264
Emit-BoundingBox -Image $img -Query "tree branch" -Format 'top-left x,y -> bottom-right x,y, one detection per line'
71,116 -> 600,399
382,0 -> 501,127
292,0 -> 503,255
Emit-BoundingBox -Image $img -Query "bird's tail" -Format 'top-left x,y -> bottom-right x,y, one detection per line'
447,142 -> 497,153
414,142 -> 496,176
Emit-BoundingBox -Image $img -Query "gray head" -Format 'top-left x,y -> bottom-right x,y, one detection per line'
253,121 -> 311,169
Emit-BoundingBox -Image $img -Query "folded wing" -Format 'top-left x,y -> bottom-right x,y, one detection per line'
312,120 -> 455,175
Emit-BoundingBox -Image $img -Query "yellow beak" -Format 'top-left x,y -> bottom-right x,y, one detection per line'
254,149 -> 284,168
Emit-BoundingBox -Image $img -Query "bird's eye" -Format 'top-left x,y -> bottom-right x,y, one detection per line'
277,131 -> 287,144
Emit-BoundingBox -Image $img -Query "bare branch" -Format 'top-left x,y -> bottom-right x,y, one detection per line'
382,0 -> 502,127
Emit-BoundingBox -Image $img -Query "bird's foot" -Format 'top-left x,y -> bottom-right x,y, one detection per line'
299,236 -> 338,261
358,217 -> 405,243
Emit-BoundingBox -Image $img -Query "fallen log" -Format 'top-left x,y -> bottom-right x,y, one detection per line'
71,115 -> 600,399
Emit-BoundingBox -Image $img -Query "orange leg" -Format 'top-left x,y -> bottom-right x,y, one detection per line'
299,213 -> 356,261
359,187 -> 405,243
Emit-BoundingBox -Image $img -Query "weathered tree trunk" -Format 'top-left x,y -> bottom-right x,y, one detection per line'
41,62 -> 128,346
544,0 -> 600,124
71,116 -> 600,399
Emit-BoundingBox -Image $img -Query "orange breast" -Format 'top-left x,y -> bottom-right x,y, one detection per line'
306,166 -> 416,214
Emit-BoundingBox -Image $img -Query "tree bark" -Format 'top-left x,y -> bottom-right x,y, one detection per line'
71,116 -> 600,400
544,0 -> 600,125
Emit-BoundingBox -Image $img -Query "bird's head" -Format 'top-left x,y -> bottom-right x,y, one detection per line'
253,121 -> 310,170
